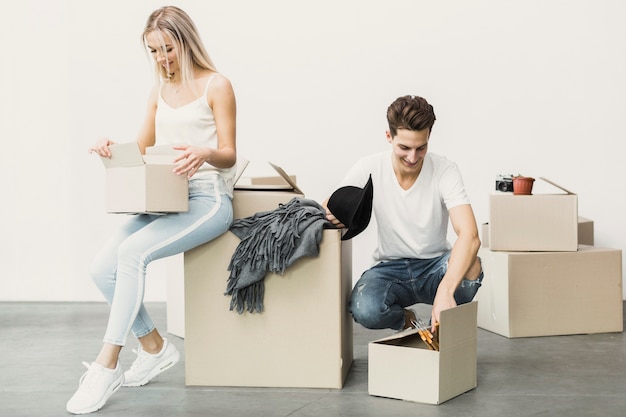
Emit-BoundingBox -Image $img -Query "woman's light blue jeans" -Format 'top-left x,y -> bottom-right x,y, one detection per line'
90,177 -> 233,346
349,253 -> 483,330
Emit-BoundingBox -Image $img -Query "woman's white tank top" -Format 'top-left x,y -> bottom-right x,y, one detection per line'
155,74 -> 235,189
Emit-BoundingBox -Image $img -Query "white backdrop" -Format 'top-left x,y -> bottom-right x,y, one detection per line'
1,0 -> 625,301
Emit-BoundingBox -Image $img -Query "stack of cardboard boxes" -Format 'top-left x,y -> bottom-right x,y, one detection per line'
102,154 -> 354,388
366,178 -> 624,406
477,178 -> 623,338
182,162 -> 354,389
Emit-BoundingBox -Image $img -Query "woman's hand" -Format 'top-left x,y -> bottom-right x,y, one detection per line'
172,145 -> 210,178
88,138 -> 116,158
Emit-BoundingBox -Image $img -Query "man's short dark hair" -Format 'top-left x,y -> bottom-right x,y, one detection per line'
387,95 -> 436,137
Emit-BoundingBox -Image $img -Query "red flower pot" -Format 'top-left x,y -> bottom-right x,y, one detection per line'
513,176 -> 535,195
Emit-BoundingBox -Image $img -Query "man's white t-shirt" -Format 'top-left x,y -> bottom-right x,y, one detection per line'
336,151 -> 470,262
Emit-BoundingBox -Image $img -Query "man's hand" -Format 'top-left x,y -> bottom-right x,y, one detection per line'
431,290 -> 457,333
321,199 -> 346,228
325,208 -> 346,228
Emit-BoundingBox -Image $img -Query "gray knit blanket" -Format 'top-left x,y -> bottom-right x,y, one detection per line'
225,197 -> 332,314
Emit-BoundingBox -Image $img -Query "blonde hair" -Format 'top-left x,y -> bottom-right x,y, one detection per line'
142,6 -> 217,89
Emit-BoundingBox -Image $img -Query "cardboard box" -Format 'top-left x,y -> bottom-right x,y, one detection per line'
481,216 -> 594,249
163,253 -> 185,338
100,143 -> 188,214
368,302 -> 477,405
577,216 -> 594,245
476,246 -> 623,338
165,161 -> 305,338
489,178 -> 577,252
184,228 -> 353,388
231,161 -> 304,219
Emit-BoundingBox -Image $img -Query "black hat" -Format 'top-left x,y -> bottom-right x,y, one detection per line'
327,175 -> 373,240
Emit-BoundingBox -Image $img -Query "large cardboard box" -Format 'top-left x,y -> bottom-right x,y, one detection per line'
481,216 -> 594,249
100,143 -> 188,213
166,161 -> 305,338
489,178 -> 577,252
184,229 -> 353,388
368,302 -> 478,405
476,246 -> 623,338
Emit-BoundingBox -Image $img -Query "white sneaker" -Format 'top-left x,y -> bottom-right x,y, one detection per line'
66,361 -> 124,414
123,337 -> 180,387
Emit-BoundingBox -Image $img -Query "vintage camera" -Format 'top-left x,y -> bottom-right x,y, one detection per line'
495,175 -> 514,192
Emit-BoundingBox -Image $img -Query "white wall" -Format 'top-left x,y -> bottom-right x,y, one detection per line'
1,0 -> 625,301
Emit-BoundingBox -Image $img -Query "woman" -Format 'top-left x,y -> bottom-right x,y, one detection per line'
67,6 -> 237,414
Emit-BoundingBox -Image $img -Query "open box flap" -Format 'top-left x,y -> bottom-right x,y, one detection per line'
142,155 -> 179,165
539,177 -> 575,195
100,142 -> 144,168
371,301 -> 477,350
145,145 -> 183,156
268,162 -> 304,195
234,161 -> 303,194
439,301 -> 477,349
372,326 -> 422,345
233,157 -> 250,185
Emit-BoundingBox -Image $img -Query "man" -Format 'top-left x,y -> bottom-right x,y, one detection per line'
324,95 -> 483,332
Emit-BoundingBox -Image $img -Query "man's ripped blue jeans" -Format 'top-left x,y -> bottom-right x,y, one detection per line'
349,253 -> 483,330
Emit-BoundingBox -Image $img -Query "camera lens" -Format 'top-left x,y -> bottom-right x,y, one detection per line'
498,182 -> 508,192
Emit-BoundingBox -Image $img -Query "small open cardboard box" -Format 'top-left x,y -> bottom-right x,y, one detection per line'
100,143 -> 188,214
489,177 -> 578,251
231,160 -> 304,219
368,302 -> 477,405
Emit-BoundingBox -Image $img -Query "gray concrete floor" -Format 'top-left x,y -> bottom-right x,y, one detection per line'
1,301 -> 625,417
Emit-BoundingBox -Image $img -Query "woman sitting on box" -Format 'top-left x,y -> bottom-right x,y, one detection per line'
66,6 -> 237,414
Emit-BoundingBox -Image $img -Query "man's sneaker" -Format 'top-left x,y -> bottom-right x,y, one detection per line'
403,308 -> 418,330
123,337 -> 180,387
66,361 -> 124,414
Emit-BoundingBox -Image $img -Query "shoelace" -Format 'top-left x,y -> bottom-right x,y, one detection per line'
127,347 -> 147,372
78,361 -> 105,389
